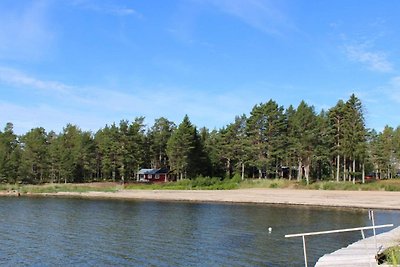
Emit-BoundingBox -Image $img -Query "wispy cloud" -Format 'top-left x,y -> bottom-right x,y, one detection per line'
0,0 -> 53,60
71,0 -> 142,18
0,67 -> 251,133
169,0 -> 294,44
0,67 -> 71,94
205,0 -> 294,36
0,101 -> 109,135
344,44 -> 393,73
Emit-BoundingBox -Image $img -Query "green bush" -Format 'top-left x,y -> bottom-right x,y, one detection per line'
379,246 -> 400,266
269,182 -> 278,188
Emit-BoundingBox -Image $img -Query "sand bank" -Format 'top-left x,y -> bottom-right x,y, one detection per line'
13,188 -> 400,210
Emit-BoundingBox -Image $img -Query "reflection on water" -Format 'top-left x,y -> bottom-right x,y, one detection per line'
0,197 -> 399,266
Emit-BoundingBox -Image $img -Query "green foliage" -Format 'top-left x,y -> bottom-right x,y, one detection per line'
124,177 -> 240,190
0,94 -> 398,185
166,115 -> 208,179
148,117 -> 175,168
380,246 -> 400,266
4,179 -> 400,193
246,100 -> 286,179
238,179 -> 294,189
0,183 -> 120,193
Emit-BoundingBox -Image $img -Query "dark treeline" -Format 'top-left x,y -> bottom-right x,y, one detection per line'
1,94 -> 399,184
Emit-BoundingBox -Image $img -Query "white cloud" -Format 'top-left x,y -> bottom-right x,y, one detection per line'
0,1 -> 53,60
71,0 -> 142,18
204,0 -> 293,36
0,67 -> 252,133
169,0 -> 294,44
0,67 -> 71,94
344,44 -> 393,73
0,102 -> 109,135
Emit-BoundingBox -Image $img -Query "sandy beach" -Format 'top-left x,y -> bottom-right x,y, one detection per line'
6,188 -> 398,210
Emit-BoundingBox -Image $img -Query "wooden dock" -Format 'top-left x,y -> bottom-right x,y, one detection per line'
315,226 -> 400,267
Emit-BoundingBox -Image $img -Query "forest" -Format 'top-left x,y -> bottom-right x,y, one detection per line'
0,94 -> 399,185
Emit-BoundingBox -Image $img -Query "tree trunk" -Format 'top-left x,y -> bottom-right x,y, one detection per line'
362,163 -> 365,184
352,159 -> 356,182
336,154 -> 340,182
343,155 -> 346,182
241,162 -> 245,181
297,159 -> 302,181
304,157 -> 310,185
226,158 -> 231,178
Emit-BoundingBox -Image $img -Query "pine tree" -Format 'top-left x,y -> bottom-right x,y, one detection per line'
373,126 -> 395,179
203,129 -> 225,178
148,117 -> 175,169
80,131 -> 96,182
219,115 -> 249,179
246,100 -> 287,178
0,123 -> 20,183
292,101 -> 317,184
342,94 -> 367,182
60,124 -> 83,183
48,131 -> 62,183
20,127 -> 49,183
127,117 -> 146,180
166,115 -> 196,180
313,110 -> 332,180
394,127 -> 400,176
328,100 -> 346,182
285,105 -> 297,180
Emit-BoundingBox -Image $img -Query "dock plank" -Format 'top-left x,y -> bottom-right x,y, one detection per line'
315,226 -> 400,267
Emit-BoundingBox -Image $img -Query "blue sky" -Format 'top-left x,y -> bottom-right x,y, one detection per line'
1,0 -> 399,135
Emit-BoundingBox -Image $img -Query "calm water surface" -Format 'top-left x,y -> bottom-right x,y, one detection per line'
0,197 -> 399,266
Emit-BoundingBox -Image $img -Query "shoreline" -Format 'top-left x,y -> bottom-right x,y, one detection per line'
3,188 -> 400,210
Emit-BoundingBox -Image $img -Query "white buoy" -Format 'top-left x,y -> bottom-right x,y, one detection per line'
268,227 -> 272,233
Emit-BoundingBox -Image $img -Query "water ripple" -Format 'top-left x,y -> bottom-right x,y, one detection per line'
1,197 -> 399,266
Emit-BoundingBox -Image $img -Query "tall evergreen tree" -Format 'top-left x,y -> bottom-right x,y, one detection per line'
80,131 -> 96,182
203,129 -> 225,178
60,124 -> 83,183
328,100 -> 346,182
313,110 -> 332,180
373,126 -> 395,179
167,115 -> 196,180
219,115 -> 249,179
246,100 -> 286,178
342,94 -> 367,182
48,131 -> 62,183
292,101 -> 317,184
0,123 -> 20,183
148,117 -> 175,168
285,105 -> 297,180
126,117 -> 147,180
20,127 -> 49,183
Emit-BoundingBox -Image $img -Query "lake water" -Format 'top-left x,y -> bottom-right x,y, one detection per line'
0,197 -> 399,266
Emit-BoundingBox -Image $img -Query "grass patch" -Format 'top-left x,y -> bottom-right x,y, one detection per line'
238,178 -> 295,189
0,183 -> 121,194
310,180 -> 400,191
124,176 -> 241,190
0,184 -> 20,191
377,245 -> 400,266
2,178 -> 400,193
